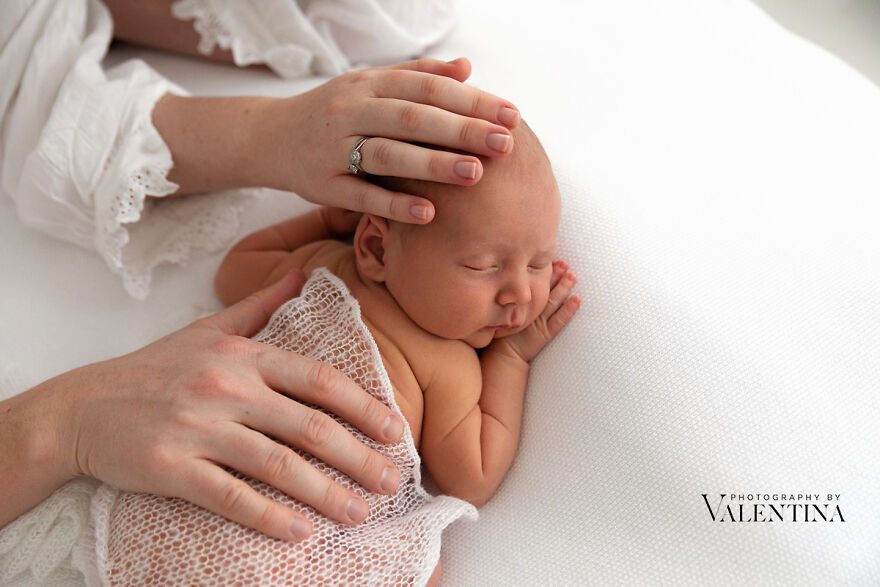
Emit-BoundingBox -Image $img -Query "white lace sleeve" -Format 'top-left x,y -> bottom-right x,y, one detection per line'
171,0 -> 456,78
1,0 -> 249,300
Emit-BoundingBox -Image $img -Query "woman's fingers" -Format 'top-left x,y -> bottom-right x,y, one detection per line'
355,138 -> 482,185
381,56 -> 472,84
177,461 -> 314,542
257,348 -> 405,446
371,69 -> 520,129
210,268 -> 307,337
212,424 -> 375,527
359,100 -> 514,157
327,174 -> 436,224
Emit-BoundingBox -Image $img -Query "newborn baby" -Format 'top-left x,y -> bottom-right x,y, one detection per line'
102,122 -> 579,585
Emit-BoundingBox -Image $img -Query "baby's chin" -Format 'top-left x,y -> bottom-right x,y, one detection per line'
461,324 -> 530,349
492,324 -> 529,340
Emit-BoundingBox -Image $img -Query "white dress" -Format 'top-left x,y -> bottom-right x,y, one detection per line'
0,0 -> 454,300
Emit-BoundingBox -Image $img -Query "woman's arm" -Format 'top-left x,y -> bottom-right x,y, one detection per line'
104,0 -> 234,62
0,273 -> 405,539
150,57 -> 520,224
420,263 -> 580,506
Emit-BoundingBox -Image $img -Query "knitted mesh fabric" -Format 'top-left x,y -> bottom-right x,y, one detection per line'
100,268 -> 476,585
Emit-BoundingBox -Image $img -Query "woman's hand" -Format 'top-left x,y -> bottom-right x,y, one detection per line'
153,58 -> 520,224
495,260 -> 581,362
269,57 -> 520,223
1,271 -> 404,541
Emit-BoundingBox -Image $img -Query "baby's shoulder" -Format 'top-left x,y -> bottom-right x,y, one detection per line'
415,338 -> 482,392
299,240 -> 352,274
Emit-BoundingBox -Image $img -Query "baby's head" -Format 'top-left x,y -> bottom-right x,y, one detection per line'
354,123 -> 560,349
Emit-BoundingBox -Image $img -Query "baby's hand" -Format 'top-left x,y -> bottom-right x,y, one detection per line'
495,260 -> 580,363
320,206 -> 362,237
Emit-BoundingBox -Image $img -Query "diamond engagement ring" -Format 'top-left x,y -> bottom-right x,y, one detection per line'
348,136 -> 369,175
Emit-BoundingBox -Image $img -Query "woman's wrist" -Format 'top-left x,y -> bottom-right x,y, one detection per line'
0,368 -> 89,526
152,93 -> 285,195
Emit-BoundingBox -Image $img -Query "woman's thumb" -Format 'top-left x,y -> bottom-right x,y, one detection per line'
210,269 -> 306,336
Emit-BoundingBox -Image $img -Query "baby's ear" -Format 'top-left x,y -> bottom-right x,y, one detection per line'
354,214 -> 389,282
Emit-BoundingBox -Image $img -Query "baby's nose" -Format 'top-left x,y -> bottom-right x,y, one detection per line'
497,273 -> 532,306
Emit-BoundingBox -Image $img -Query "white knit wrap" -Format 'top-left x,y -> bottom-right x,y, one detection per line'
93,267 -> 476,585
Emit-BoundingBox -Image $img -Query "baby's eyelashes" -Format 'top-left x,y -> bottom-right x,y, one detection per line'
463,264 -> 498,272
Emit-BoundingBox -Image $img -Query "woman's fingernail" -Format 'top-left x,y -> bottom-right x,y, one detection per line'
454,161 -> 477,179
486,133 -> 511,153
290,517 -> 311,541
347,498 -> 369,523
383,414 -> 404,441
380,466 -> 400,494
498,106 -> 519,127
410,204 -> 433,222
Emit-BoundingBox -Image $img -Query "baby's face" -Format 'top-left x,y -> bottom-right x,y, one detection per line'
381,132 -> 560,348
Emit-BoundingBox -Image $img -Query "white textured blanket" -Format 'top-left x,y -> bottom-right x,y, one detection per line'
2,0 -> 878,585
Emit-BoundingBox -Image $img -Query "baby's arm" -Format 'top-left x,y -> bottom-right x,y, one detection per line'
215,207 -> 360,305
420,262 -> 580,506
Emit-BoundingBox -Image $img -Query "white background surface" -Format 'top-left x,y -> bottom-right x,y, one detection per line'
2,0 -> 879,584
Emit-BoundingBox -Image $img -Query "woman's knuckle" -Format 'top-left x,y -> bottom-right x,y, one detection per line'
398,104 -> 421,132
145,445 -> 175,474
326,96 -> 348,117
371,140 -> 393,170
188,368 -> 230,398
358,397 -> 383,428
458,120 -> 476,145
318,480 -> 338,512
303,410 -> 335,449
426,153 -> 445,179
307,361 -> 337,399
351,68 -> 375,85
358,450 -> 379,480
470,92 -> 485,117
254,502 -> 278,534
212,335 -> 252,358
350,186 -> 370,214
219,481 -> 249,516
419,75 -> 441,101
264,446 -> 298,482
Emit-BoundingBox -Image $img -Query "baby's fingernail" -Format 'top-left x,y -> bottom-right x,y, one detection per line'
380,466 -> 400,494
498,106 -> 519,127
410,204 -> 433,222
486,133 -> 511,153
382,414 -> 404,441
346,498 -> 369,524
289,517 -> 311,541
454,161 -> 477,179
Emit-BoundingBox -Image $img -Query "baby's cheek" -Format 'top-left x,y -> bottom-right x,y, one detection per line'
530,284 -> 551,320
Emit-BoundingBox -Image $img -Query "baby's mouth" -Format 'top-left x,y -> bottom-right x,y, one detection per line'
484,321 -> 523,330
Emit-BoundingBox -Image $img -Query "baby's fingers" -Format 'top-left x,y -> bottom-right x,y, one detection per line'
546,294 -> 581,338
549,260 -> 569,290
541,270 -> 577,323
